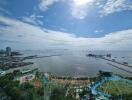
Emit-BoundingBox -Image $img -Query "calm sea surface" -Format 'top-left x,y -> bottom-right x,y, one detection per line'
21,50 -> 132,77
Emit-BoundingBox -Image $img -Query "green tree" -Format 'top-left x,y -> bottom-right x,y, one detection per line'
50,88 -> 65,100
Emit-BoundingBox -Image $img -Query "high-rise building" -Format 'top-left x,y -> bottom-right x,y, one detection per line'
6,47 -> 11,56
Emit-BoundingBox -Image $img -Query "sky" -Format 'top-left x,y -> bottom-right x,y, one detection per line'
0,0 -> 132,50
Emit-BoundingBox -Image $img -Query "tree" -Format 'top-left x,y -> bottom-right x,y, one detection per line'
37,87 -> 44,96
19,91 -> 33,100
50,88 -> 65,100
20,83 -> 34,90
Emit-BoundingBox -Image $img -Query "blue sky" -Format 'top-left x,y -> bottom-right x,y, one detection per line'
0,0 -> 132,50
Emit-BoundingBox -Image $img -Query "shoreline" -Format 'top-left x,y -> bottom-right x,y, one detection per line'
86,54 -> 132,68
107,63 -> 132,74
41,70 -> 132,79
49,73 -> 132,79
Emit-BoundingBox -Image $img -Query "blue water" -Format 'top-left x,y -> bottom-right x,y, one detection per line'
22,50 -> 132,77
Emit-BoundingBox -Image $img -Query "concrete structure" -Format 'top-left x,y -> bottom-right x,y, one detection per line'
0,69 -> 6,76
20,74 -> 35,83
96,96 -> 109,100
0,49 -> 5,56
21,68 -> 34,74
6,47 -> 11,56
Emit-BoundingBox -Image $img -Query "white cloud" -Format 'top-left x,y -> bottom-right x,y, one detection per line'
71,0 -> 94,19
23,17 -> 37,25
38,0 -> 94,19
23,14 -> 44,25
71,5 -> 88,19
37,0 -> 132,18
39,0 -> 59,11
94,30 -> 103,33
0,7 -> 12,16
0,16 -> 132,50
99,0 -> 132,17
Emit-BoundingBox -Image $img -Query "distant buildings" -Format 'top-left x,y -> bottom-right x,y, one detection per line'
6,47 -> 11,56
0,47 -> 11,57
123,62 -> 128,65
0,50 -> 5,57
106,54 -> 111,57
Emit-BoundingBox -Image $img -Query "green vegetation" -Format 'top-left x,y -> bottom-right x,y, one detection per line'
1,71 -> 132,100
97,80 -> 132,99
0,73 -> 44,100
50,87 -> 74,100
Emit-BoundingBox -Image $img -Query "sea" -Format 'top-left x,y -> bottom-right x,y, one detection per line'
21,49 -> 132,77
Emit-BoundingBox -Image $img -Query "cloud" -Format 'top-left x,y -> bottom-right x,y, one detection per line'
71,5 -> 89,19
0,16 -> 132,50
38,0 -> 132,19
94,30 -> 103,33
99,0 -> 132,17
0,0 -> 11,15
39,0 -> 59,11
22,14 -> 44,25
38,0 -> 94,19
0,7 -> 12,16
70,0 -> 94,19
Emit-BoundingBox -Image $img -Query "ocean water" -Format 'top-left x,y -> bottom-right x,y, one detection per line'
21,50 -> 132,77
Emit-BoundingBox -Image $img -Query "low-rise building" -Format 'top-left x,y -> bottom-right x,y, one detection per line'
96,96 -> 109,100
20,74 -> 35,83
0,69 -> 6,76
